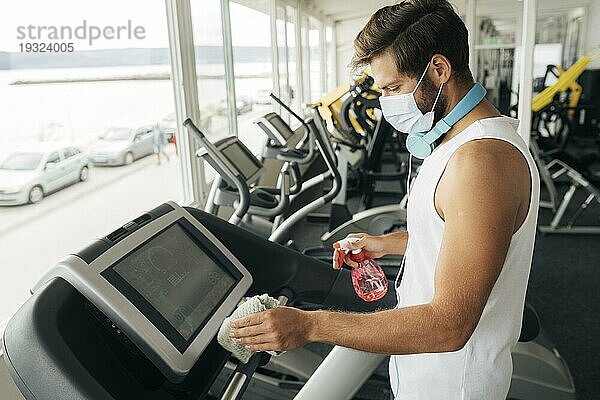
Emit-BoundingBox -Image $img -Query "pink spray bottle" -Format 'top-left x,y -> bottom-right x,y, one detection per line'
333,238 -> 388,302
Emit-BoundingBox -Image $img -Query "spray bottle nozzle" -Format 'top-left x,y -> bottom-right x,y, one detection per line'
333,237 -> 360,251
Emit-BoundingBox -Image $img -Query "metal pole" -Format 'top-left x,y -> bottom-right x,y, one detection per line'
165,0 -> 206,206
295,0 -> 304,112
270,0 -> 281,116
328,17 -> 337,91
319,18 -> 327,99
221,0 -> 239,137
517,0 -> 538,144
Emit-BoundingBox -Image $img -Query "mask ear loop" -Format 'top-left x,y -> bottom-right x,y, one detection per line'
430,81 -> 444,112
411,63 -> 431,95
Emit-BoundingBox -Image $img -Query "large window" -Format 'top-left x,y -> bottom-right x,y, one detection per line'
191,0 -> 230,139
230,0 -> 274,155
325,24 -> 336,92
0,0 -> 180,322
286,5 -> 300,119
308,16 -> 323,103
301,15 -> 311,105
0,0 -> 334,324
472,7 -> 587,116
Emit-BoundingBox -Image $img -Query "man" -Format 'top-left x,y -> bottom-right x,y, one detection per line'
152,122 -> 170,165
230,0 -> 540,398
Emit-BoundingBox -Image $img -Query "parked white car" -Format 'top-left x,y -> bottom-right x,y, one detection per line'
88,126 -> 154,166
0,142 -> 89,205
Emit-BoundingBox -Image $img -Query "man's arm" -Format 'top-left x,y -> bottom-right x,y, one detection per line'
381,230 -> 409,255
232,140 -> 530,354
333,230 -> 408,269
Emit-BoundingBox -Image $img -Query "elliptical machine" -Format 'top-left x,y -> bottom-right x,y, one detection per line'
186,112 -> 407,282
184,101 -> 342,245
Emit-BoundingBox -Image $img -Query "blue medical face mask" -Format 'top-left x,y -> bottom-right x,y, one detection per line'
379,62 -> 444,134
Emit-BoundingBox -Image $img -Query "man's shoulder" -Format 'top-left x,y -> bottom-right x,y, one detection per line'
449,137 -> 528,178
437,136 -> 531,211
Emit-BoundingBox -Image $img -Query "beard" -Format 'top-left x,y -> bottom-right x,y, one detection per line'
415,74 -> 448,146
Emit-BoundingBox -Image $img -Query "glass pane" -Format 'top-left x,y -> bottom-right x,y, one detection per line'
0,0 -> 180,321
309,16 -> 322,102
230,0 -> 274,156
477,16 -> 517,45
325,25 -> 335,92
476,48 -> 515,114
276,6 -> 290,123
191,0 -> 230,139
301,15 -> 311,104
286,5 -> 300,124
536,15 -> 567,45
190,0 -> 230,184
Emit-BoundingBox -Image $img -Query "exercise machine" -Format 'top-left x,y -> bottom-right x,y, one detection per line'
524,54 -> 600,183
188,107 -> 406,278
185,106 -> 341,244
1,201 -> 394,400
531,138 -> 600,234
1,201 -> 576,400
312,83 -> 408,232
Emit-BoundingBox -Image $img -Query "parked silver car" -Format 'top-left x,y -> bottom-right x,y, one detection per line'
0,142 -> 89,205
89,126 -> 154,166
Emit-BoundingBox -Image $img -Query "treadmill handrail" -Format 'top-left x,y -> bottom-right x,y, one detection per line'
270,93 -> 309,131
184,118 -> 251,221
269,107 -> 342,243
243,170 -> 291,218
267,94 -> 316,164
184,118 -> 293,224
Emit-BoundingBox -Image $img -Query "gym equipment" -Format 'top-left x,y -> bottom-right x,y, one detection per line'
253,107 -> 316,173
252,96 -> 409,269
197,132 -> 293,237
1,202 -> 576,400
574,68 -> 600,138
321,77 -> 407,209
531,138 -> 600,234
1,201 -> 395,400
532,54 -> 600,113
308,88 -> 408,240
185,105 -> 342,245
339,73 -> 381,138
188,105 -> 406,279
525,55 -> 600,183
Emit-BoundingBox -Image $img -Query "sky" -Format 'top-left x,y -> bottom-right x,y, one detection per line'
0,0 -> 272,52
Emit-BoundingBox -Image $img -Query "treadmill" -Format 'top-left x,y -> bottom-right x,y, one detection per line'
2,201 -> 396,400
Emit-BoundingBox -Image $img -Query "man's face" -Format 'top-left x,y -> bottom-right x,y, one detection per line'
370,51 -> 447,125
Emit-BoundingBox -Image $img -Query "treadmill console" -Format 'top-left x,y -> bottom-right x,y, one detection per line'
31,201 -> 252,381
254,112 -> 295,145
197,136 -> 263,186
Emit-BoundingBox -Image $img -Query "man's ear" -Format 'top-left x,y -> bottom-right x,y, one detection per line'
430,54 -> 452,85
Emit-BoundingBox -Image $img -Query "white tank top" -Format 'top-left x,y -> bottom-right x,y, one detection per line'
389,116 -> 540,400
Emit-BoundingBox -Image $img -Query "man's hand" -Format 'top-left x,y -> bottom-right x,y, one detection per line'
229,307 -> 313,352
333,232 -> 407,269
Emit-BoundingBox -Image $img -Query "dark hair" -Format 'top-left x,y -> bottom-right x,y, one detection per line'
351,0 -> 472,83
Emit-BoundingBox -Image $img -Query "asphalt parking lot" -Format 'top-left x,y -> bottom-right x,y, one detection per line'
0,146 -> 182,322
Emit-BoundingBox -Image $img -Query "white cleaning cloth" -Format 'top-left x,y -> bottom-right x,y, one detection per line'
217,294 -> 281,363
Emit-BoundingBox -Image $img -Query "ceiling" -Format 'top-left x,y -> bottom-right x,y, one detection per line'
302,0 -> 396,22
302,0 -> 466,22
302,0 -> 590,23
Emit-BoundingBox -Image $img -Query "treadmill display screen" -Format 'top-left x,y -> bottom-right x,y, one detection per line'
103,221 -> 239,348
266,114 -> 294,140
221,141 -> 261,182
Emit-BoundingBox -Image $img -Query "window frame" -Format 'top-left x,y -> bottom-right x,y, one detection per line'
166,0 -> 332,207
